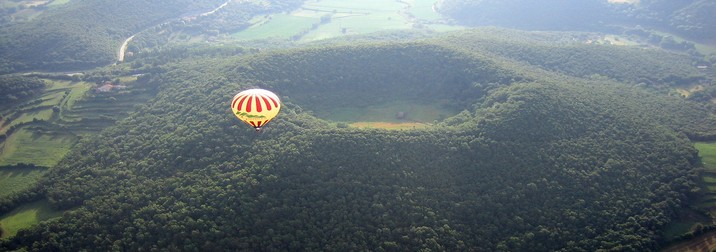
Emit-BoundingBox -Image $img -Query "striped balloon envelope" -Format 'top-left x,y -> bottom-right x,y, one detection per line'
230,88 -> 281,131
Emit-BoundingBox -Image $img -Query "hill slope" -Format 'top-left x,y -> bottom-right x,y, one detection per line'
0,31 -> 713,250
0,0 -> 225,73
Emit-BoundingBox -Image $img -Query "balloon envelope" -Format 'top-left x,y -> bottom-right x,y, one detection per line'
231,89 -> 281,130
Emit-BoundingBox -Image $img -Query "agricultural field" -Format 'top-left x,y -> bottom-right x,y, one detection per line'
46,0 -> 70,7
0,76 -> 154,168
693,142 -> 716,211
0,79 -> 90,135
697,141 -> 716,214
0,166 -> 46,198
235,14 -> 319,41
0,200 -> 62,238
233,0 -> 456,42
0,129 -> 77,167
662,142 -> 716,248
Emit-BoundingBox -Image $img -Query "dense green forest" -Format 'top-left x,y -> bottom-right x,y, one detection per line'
437,0 -> 716,41
1,29 -> 715,250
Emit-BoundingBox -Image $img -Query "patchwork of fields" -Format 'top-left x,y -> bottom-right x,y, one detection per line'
0,76 -> 154,168
233,0 -> 460,42
0,75 -> 156,238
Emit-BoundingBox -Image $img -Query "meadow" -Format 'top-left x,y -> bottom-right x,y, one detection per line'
0,80 -> 90,167
0,166 -> 46,198
695,142 -> 716,214
662,142 -> 716,249
0,129 -> 77,167
314,100 -> 458,130
0,200 -> 62,238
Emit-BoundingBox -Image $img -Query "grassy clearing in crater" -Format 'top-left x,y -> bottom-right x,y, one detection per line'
313,100 -> 459,130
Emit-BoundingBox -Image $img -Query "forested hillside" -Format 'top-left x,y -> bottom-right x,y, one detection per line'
0,0 -> 311,74
437,0 -> 716,41
435,29 -> 704,86
0,0 -> 225,73
1,31 -> 714,250
433,30 -> 716,139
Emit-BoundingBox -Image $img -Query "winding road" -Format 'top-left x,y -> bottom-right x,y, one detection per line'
117,35 -> 135,62
116,0 -> 232,62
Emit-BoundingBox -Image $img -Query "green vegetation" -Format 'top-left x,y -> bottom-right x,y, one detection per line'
0,0 -> 228,73
0,76 -> 45,110
659,142 -> 716,248
234,14 -> 319,41
0,166 -> 46,198
0,200 -> 62,238
314,100 -> 458,125
694,142 -> 716,215
697,142 -> 716,168
233,0 -> 451,43
0,0 -> 715,249
1,29 -> 714,250
0,129 -> 76,167
0,76 -> 152,168
47,0 -> 70,7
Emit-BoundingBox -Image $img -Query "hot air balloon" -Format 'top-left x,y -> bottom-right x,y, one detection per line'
231,88 -> 281,131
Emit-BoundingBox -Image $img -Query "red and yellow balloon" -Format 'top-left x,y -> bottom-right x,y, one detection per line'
230,89 -> 281,131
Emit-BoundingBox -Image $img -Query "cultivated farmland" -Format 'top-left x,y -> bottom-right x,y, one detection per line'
233,0 -> 455,42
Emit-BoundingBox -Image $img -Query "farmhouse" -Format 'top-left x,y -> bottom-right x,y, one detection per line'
95,82 -> 127,92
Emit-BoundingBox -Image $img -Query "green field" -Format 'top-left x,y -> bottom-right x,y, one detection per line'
0,166 -> 46,198
408,0 -> 442,21
697,142 -> 716,212
234,14 -> 318,41
663,142 -> 716,240
233,0 -> 453,42
0,200 -> 63,238
0,80 -> 91,135
696,142 -> 716,210
0,128 -> 77,167
0,77 -> 150,167
697,142 -> 716,169
47,0 -> 70,7
0,80 -> 89,167
314,100 -> 458,130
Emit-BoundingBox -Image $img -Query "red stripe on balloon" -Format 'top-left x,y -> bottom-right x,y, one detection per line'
236,95 -> 248,112
261,96 -> 272,111
231,96 -> 239,108
245,95 -> 253,112
250,121 -> 257,127
255,96 -> 262,112
268,97 -> 279,108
